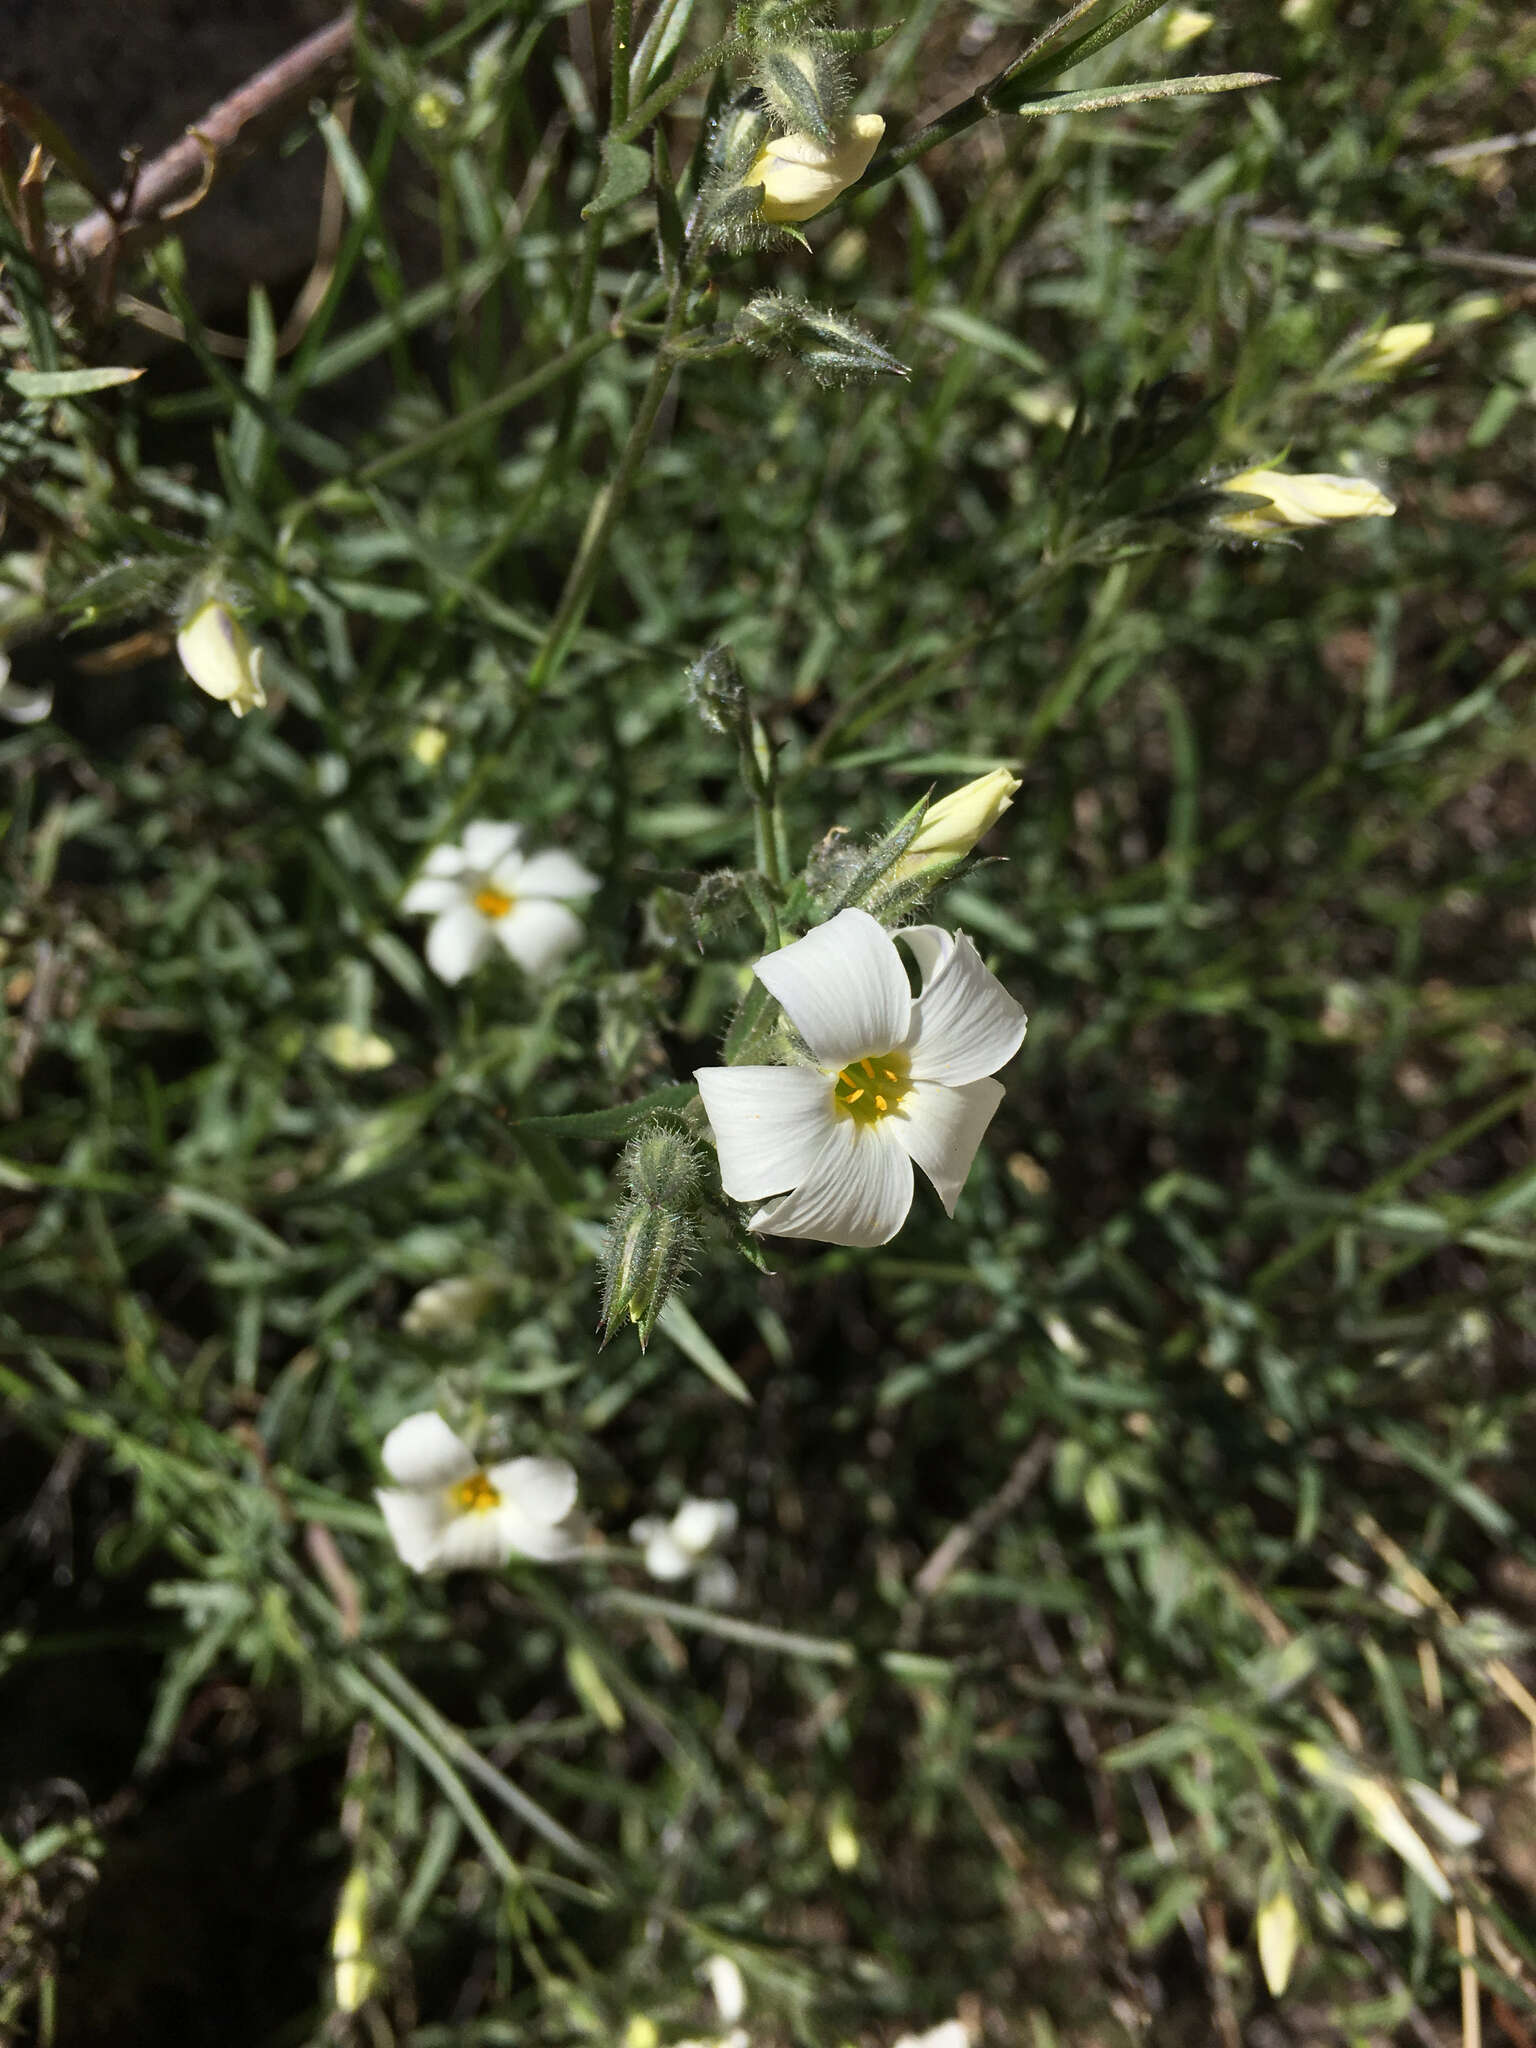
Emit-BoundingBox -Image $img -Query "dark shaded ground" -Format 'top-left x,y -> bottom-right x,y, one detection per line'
6,0 -> 337,310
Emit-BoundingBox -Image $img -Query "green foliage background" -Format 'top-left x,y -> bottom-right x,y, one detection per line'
2,0 -> 1535,2040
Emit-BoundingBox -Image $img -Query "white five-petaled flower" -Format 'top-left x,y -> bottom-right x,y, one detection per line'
695,907 -> 1027,1248
402,820 -> 598,985
630,1497 -> 739,1605
375,1411 -> 582,1573
894,2024 -> 970,2048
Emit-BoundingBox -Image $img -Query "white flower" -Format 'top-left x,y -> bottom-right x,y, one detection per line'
402,820 -> 598,985
630,1497 -> 739,1604
894,2025 -> 970,2048
176,600 -> 267,717
695,908 -> 1026,1248
375,1411 -> 582,1572
747,113 -> 885,224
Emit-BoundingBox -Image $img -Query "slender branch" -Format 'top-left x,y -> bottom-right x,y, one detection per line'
63,12 -> 357,270
524,277 -> 691,693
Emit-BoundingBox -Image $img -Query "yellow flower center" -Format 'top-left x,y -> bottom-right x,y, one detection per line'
473,886 -> 514,920
452,1470 -> 502,1514
832,1052 -> 912,1126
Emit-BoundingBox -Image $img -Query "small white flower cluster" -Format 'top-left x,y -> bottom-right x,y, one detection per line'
630,1497 -> 739,1605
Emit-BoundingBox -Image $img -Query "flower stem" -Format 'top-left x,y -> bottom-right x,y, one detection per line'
525,280 -> 690,695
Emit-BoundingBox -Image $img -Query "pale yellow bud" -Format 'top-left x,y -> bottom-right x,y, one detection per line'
1161,7 -> 1213,50
1350,320 -> 1434,378
1255,1883 -> 1301,1996
410,723 -> 449,767
1213,467 -> 1395,539
176,601 -> 267,717
901,768 -> 1020,867
331,1866 -> 377,2014
746,113 -> 885,224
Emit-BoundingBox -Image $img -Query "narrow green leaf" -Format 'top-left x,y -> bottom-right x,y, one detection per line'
8,365 -> 144,398
512,1081 -> 698,1141
999,72 -> 1278,120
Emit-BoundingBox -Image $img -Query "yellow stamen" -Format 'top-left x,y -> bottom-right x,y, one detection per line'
832,1050 -> 912,1126
452,1470 -> 501,1513
473,886 -> 514,919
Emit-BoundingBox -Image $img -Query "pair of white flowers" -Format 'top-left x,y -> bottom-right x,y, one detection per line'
696,905 -> 1027,1249
377,1409 -> 739,1592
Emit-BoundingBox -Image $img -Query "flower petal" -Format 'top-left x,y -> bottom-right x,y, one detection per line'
748,1118 -> 914,1248
381,1411 -> 478,1486
894,1077 -> 1004,1215
754,909 -> 912,1070
486,1456 -> 579,1527
376,1486 -> 451,1572
461,820 -> 522,870
401,874 -> 464,915
672,1498 -> 737,1554
426,904 -> 493,984
694,1065 -> 835,1201
496,1501 -> 584,1561
641,1528 -> 694,1580
429,1507 -> 516,1571
900,927 -> 1026,1085
422,843 -> 468,877
513,849 -> 599,901
494,898 -> 585,975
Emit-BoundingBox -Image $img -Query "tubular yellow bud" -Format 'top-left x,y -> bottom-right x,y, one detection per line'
902,769 -> 1020,865
1350,320 -> 1434,378
746,113 -> 885,224
331,1866 -> 377,2014
176,600 -> 267,717
1213,468 -> 1395,540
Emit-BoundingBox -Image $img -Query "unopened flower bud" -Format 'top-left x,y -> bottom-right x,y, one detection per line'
331,1866 -> 377,2014
402,1273 -> 499,1340
1349,320 -> 1434,378
686,644 -> 746,734
756,42 -> 847,144
176,600 -> 267,717
891,768 -> 1020,879
745,113 -> 884,225
735,294 -> 908,385
1212,467 -> 1395,540
599,1124 -> 705,1347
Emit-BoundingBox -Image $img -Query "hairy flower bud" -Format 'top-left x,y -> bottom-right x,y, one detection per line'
1211,468 -> 1395,540
686,644 -> 747,734
176,599 -> 267,717
599,1124 -> 705,1347
755,41 -> 848,144
735,294 -> 908,385
744,113 -> 884,225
